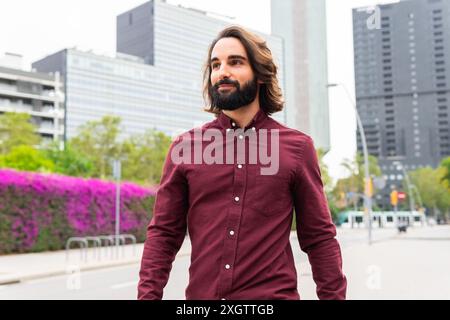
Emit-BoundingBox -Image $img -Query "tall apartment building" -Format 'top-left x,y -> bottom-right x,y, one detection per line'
0,53 -> 64,146
353,0 -> 450,208
271,0 -> 331,152
33,0 -> 285,140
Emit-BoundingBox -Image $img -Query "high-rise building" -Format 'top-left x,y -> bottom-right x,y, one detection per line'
353,0 -> 450,208
271,0 -> 331,152
33,0 -> 285,140
0,53 -> 64,146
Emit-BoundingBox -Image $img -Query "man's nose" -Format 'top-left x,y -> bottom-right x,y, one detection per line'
218,64 -> 231,80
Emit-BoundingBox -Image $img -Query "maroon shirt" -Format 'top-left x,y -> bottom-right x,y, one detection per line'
138,109 -> 347,300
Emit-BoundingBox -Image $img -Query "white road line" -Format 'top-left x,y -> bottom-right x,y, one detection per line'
111,280 -> 138,290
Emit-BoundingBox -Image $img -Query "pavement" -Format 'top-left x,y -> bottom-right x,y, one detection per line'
0,225 -> 449,299
0,238 -> 191,286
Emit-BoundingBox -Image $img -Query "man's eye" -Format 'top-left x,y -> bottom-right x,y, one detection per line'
212,63 -> 220,69
231,60 -> 242,65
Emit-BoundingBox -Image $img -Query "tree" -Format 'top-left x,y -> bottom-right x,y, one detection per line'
409,166 -> 450,219
70,116 -> 123,179
121,129 -> 172,185
0,112 -> 41,154
332,152 -> 382,210
0,145 -> 54,172
44,141 -> 94,177
440,157 -> 450,191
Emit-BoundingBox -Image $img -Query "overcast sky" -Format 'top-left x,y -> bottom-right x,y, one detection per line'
0,0 -> 398,181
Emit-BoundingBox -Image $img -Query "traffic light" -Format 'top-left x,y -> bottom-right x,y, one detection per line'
390,190 -> 398,206
365,177 -> 373,198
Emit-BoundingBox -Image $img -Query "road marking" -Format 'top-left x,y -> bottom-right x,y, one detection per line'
111,280 -> 138,290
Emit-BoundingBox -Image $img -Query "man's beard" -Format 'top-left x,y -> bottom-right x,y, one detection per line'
210,77 -> 258,111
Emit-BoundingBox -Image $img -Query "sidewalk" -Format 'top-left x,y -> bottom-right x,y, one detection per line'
0,239 -> 192,285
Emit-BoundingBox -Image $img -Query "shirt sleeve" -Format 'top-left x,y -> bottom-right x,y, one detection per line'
137,137 -> 189,300
293,135 -> 347,300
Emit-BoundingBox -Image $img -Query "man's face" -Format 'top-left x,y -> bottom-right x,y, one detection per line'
210,37 -> 259,111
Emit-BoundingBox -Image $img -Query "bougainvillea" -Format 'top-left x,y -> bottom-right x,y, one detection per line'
0,169 -> 155,254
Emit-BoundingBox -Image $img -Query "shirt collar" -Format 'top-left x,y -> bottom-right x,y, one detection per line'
217,108 -> 268,131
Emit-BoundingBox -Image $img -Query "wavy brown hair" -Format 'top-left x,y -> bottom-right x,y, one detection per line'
202,25 -> 284,116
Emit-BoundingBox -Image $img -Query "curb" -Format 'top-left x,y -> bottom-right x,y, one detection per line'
0,251 -> 191,286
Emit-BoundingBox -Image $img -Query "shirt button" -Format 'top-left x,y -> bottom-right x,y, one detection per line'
225,264 -> 231,270
232,122 -> 236,127
234,196 -> 240,202
237,164 -> 243,169
252,127 -> 256,131
226,128 -> 231,133
221,298 -> 226,300
238,135 -> 244,140
229,230 -> 235,236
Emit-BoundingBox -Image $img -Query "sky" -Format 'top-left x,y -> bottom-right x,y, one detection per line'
0,0 -> 399,182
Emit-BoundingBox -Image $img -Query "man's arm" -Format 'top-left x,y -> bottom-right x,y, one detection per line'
138,138 -> 189,300
293,135 -> 347,300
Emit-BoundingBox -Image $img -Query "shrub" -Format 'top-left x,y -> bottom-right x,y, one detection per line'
0,169 -> 155,254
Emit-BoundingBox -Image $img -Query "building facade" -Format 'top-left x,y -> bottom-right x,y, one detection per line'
0,53 -> 64,146
33,0 -> 285,140
353,0 -> 450,208
271,0 -> 331,152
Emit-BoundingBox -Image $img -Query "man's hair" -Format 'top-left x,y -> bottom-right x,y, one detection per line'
202,25 -> 284,116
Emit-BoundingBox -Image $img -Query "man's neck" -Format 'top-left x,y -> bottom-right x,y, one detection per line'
222,99 -> 261,129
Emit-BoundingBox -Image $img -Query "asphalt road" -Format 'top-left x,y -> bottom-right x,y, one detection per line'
0,226 -> 423,300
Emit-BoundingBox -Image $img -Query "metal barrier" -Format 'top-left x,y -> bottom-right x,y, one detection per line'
65,234 -> 137,263
65,237 -> 88,262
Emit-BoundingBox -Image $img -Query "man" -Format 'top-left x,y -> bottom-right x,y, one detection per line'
138,25 -> 347,300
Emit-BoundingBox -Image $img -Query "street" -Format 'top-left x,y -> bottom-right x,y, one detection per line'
0,226 -> 449,299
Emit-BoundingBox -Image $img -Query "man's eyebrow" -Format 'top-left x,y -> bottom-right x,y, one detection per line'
210,55 -> 248,63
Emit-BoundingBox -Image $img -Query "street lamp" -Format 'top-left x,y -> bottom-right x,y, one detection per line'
326,83 -> 373,245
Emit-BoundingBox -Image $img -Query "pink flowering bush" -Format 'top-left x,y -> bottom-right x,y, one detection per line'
0,169 -> 155,254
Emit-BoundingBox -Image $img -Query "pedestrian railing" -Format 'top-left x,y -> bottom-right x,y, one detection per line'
65,234 -> 137,263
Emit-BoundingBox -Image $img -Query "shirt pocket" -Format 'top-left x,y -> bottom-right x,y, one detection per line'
246,174 -> 292,217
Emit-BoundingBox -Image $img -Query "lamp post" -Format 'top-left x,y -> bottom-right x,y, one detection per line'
327,83 -> 373,245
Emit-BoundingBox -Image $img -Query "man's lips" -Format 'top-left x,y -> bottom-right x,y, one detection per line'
218,84 -> 236,90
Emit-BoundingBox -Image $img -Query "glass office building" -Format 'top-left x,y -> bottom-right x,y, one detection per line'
271,0 -> 331,152
33,0 -> 285,140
